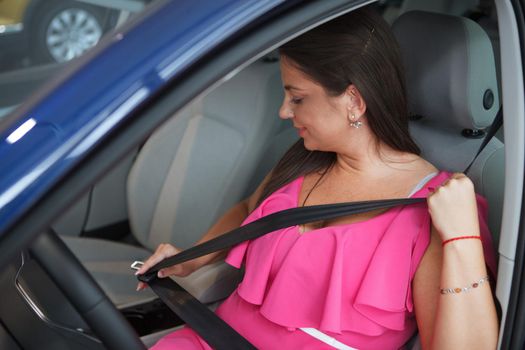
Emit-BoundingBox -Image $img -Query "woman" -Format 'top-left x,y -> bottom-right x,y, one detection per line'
136,6 -> 498,349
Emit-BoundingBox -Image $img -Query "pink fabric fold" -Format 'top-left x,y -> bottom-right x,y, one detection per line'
224,171 -> 497,338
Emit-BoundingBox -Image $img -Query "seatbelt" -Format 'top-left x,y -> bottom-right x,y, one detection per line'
136,107 -> 503,350
142,276 -> 257,350
464,107 -> 503,173
138,197 -> 425,282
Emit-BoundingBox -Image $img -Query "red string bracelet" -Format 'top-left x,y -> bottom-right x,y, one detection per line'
442,235 -> 481,247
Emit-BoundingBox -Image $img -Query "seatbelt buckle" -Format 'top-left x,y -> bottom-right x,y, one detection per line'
130,261 -> 144,271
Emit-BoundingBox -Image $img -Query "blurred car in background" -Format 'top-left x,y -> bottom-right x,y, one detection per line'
0,0 -> 112,68
0,0 -> 149,120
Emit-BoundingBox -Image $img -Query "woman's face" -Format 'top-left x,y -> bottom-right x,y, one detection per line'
278,57 -> 353,152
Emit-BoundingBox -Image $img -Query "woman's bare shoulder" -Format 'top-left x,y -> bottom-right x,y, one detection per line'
385,155 -> 438,195
402,154 -> 438,177
416,156 -> 438,173
415,156 -> 439,176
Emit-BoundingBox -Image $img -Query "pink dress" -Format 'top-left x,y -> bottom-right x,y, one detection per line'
151,171 -> 497,349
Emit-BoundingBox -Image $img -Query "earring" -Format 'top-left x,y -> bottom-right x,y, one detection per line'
347,113 -> 362,129
350,120 -> 363,129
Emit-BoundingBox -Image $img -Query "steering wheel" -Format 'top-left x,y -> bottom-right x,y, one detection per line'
29,230 -> 146,350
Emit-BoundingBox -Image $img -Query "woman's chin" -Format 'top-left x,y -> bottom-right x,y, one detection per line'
302,139 -> 320,151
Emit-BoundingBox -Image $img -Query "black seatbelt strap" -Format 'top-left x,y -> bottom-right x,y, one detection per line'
136,107 -> 503,349
464,107 -> 503,173
146,277 -> 257,349
138,197 -> 425,282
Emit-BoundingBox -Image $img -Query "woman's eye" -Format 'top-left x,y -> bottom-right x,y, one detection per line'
291,97 -> 303,104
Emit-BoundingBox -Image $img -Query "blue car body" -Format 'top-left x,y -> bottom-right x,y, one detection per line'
0,0 -> 285,235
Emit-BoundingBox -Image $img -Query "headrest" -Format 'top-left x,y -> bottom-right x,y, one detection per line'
392,11 -> 499,130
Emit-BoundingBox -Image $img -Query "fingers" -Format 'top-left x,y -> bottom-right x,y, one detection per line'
427,173 -> 472,197
136,281 -> 147,291
158,265 -> 187,278
135,243 -> 179,276
135,243 -> 180,291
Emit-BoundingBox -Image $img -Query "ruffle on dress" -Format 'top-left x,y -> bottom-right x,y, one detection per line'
225,172 -> 497,337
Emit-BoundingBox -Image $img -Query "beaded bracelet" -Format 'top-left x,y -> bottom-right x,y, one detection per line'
440,276 -> 489,295
442,235 -> 481,247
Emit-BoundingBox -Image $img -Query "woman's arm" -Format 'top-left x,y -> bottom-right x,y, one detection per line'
135,172 -> 271,289
414,173 -> 498,349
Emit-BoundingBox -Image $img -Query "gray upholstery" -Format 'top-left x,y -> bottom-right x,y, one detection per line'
399,0 -> 479,17
53,151 -> 136,236
246,126 -> 299,194
63,236 -> 156,306
141,326 -> 184,348
63,236 -> 241,308
393,11 -> 504,245
52,193 -> 89,236
63,59 -> 284,308
127,60 -> 284,250
394,11 -> 499,131
85,151 -> 136,230
469,146 -> 505,245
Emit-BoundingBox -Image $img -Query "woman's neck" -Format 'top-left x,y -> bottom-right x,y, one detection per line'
333,141 -> 419,179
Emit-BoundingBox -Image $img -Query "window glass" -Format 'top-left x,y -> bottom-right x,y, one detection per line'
0,0 -> 155,120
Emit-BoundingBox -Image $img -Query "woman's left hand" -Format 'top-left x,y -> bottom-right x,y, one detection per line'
427,173 -> 480,241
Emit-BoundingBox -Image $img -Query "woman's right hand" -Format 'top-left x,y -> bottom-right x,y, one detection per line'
135,243 -> 197,291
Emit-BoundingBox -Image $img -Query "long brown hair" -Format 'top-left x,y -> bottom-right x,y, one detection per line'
257,6 -> 420,206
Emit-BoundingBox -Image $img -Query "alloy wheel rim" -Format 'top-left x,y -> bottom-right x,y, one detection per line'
46,8 -> 102,62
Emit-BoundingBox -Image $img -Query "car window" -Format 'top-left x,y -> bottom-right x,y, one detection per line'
0,0 -> 154,120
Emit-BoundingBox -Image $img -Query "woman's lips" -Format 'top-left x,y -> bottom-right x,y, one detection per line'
296,127 -> 306,137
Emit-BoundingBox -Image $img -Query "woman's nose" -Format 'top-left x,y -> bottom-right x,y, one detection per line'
279,102 -> 294,120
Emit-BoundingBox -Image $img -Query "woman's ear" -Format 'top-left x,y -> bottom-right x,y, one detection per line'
345,84 -> 367,118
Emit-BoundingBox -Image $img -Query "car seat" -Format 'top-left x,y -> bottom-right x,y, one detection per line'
399,0 -> 479,17
62,58 -> 285,308
392,10 -> 503,246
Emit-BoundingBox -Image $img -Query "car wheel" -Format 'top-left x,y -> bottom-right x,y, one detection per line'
31,1 -> 106,63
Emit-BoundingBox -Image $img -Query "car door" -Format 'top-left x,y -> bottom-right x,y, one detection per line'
497,0 -> 525,348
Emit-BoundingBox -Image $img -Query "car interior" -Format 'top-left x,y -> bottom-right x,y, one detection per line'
0,0 -> 510,348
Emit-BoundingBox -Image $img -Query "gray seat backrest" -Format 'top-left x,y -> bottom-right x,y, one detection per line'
127,59 -> 283,249
245,123 -> 299,195
399,0 -> 479,17
392,11 -> 504,246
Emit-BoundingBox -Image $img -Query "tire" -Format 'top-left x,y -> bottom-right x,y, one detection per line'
30,1 -> 107,64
